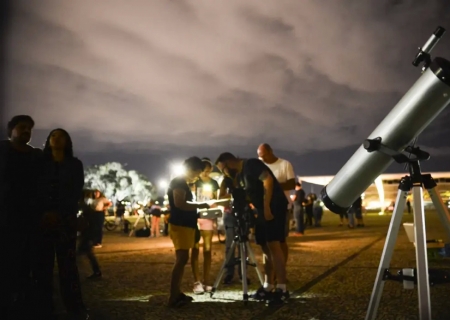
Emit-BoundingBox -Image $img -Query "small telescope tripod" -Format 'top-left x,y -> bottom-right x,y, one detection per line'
364,139 -> 450,320
210,224 -> 264,304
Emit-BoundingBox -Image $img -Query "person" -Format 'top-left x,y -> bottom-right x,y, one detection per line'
149,201 -> 162,237
191,158 -> 220,294
313,199 -> 323,227
257,143 -> 295,264
33,128 -> 88,319
353,196 -> 365,227
292,183 -> 306,235
304,193 -> 315,227
0,115 -> 42,319
91,189 -> 111,248
77,189 -> 102,279
215,152 -> 289,306
167,157 -> 217,308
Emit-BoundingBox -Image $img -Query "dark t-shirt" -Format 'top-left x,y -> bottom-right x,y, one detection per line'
294,189 -> 305,207
0,141 -> 43,228
238,158 -> 288,215
167,176 -> 198,229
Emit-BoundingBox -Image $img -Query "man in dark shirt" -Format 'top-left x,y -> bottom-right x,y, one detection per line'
292,183 -> 306,235
0,115 -> 43,317
215,152 -> 289,306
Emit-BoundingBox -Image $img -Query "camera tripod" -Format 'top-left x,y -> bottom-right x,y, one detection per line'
210,222 -> 264,304
364,139 -> 450,320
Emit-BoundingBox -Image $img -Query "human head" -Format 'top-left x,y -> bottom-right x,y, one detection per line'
94,190 -> 101,199
215,152 -> 241,178
295,182 -> 302,190
7,115 -> 34,145
257,143 -> 277,164
200,157 -> 213,178
183,156 -> 205,183
43,128 -> 74,158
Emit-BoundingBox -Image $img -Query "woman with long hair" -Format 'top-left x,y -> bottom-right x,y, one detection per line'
190,158 -> 219,294
34,128 -> 88,319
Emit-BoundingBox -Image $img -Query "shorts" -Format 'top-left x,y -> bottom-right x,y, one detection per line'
254,213 -> 286,246
193,230 -> 214,251
169,224 -> 196,250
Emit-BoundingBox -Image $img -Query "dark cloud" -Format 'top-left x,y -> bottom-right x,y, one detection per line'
5,0 -> 450,179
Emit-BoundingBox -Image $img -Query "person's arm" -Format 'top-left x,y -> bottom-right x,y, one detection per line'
259,170 -> 274,218
173,188 -> 209,211
279,162 -> 296,191
219,179 -> 232,199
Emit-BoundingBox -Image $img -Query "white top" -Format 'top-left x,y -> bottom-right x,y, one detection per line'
263,158 -> 295,208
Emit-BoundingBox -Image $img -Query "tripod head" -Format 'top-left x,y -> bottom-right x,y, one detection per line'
412,26 -> 446,72
364,137 -> 430,164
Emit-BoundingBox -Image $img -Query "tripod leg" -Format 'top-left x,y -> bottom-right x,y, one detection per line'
129,216 -> 141,237
427,187 -> 450,240
211,240 -> 237,297
411,186 -> 432,320
246,241 -> 264,286
366,189 -> 408,320
240,242 -> 249,302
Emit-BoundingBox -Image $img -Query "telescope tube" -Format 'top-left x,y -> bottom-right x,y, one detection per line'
322,57 -> 450,214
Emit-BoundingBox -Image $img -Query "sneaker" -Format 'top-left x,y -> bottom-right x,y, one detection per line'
193,282 -> 204,294
266,288 -> 289,306
203,285 -> 212,293
87,272 -> 102,280
251,286 -> 272,301
179,292 -> 194,302
168,294 -> 191,308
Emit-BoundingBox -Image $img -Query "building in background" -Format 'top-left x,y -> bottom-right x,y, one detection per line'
299,172 -> 450,214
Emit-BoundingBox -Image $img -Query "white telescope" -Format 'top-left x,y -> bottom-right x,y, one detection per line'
321,27 -> 450,214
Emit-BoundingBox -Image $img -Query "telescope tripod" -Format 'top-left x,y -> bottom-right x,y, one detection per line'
365,161 -> 450,320
210,229 -> 264,304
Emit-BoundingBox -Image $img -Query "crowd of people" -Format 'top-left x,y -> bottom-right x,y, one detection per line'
0,114 -> 364,318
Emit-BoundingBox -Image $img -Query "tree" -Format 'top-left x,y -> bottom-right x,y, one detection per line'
84,162 -> 156,204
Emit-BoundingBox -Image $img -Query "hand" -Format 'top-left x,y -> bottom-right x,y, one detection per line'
209,203 -> 218,208
264,205 -> 274,221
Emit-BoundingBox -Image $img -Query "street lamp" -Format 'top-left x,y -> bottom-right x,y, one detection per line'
171,163 -> 185,177
159,179 -> 168,189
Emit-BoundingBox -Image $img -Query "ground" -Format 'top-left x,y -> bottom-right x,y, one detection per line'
55,210 -> 450,319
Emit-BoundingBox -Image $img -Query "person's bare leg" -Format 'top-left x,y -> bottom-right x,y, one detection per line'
281,242 -> 288,264
202,231 -> 213,285
261,244 -> 275,289
190,247 -> 200,283
169,250 -> 189,305
151,216 -> 157,237
267,241 -> 286,288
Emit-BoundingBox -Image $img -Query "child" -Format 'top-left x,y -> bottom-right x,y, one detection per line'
313,200 -> 323,227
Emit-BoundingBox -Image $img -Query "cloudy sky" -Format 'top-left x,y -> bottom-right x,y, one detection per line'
4,0 -> 450,184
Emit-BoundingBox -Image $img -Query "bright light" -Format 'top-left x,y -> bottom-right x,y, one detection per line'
171,164 -> 185,176
159,179 -> 168,189
202,184 -> 212,192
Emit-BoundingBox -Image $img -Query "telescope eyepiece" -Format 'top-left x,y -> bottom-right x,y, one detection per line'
434,26 -> 446,38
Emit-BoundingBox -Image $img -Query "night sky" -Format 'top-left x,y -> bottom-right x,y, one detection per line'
4,1 -> 450,187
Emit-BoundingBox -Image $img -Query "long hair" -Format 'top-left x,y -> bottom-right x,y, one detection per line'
43,128 -> 74,159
